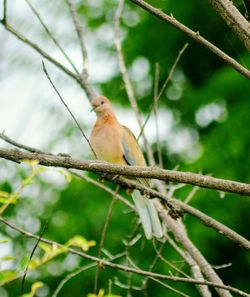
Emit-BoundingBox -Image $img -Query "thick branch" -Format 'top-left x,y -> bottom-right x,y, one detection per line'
0,147 -> 250,249
1,217 -> 249,297
128,0 -> 250,80
0,148 -> 249,196
208,0 -> 250,51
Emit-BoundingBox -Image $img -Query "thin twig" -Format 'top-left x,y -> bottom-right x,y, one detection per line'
128,0 -> 250,79
0,131 -> 51,155
70,170 -> 135,210
152,240 -> 190,278
25,0 -> 79,74
157,203 -> 232,297
0,22 -> 95,100
2,0 -> 7,24
184,186 -> 199,204
153,63 -> 163,168
42,61 -> 97,158
165,235 -> 212,297
114,0 -> 155,166
142,238 -> 189,293
94,187 -> 119,293
138,43 -> 188,141
20,220 -> 48,295
52,263 -> 97,297
1,217 -> 249,296
66,0 -> 88,77
52,252 -> 125,297
149,277 -> 190,297
127,256 -> 190,297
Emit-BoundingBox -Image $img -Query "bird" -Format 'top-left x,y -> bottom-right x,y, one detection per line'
90,95 -> 163,239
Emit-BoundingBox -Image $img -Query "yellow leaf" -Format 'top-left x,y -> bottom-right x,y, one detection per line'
66,235 -> 96,251
0,238 -> 10,244
21,159 -> 39,166
87,289 -> 105,297
30,281 -> 43,296
1,255 -> 15,261
38,242 -> 52,253
56,169 -> 72,182
0,191 -> 9,198
20,281 -> 43,297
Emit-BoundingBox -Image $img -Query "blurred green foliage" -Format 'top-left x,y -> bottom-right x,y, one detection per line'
0,0 -> 250,296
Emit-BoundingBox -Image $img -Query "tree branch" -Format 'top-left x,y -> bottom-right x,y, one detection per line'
2,0 -> 7,25
0,147 -> 249,196
25,0 -> 79,75
208,0 -> 250,51
0,22 -> 95,100
128,0 -> 250,80
66,0 -> 89,78
114,0 -> 155,167
0,147 -> 250,249
0,217 -> 249,297
138,43 -> 188,141
42,61 -> 97,158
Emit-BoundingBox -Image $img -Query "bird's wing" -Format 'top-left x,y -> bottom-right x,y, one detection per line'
121,125 -> 151,187
121,125 -> 146,166
121,125 -> 162,239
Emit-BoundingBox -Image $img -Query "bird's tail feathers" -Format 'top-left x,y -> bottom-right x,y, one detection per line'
132,190 -> 162,240
146,199 -> 163,238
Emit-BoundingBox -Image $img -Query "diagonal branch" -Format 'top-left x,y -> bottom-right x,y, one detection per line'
208,0 -> 250,51
42,61 -> 97,158
66,0 -> 89,77
114,0 -> 155,166
1,217 -> 249,296
25,0 -> 79,75
2,0 -> 7,25
128,0 -> 250,80
0,22 -> 95,100
94,187 -> 118,293
1,148 -> 249,196
138,43 -> 188,141
0,147 -> 250,249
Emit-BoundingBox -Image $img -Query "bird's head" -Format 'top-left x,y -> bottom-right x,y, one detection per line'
91,96 -> 112,114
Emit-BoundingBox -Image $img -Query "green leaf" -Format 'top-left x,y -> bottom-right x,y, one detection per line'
0,271 -> 18,285
19,255 -> 30,270
66,235 -> 96,251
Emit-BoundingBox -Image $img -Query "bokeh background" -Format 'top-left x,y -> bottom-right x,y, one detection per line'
0,0 -> 250,296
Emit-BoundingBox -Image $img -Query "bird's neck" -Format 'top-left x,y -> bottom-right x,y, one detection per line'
96,110 -> 118,124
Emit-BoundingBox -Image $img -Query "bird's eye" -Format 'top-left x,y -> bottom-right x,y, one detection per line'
101,101 -> 104,104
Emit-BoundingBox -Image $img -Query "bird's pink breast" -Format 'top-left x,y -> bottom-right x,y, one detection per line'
90,114 -> 125,164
